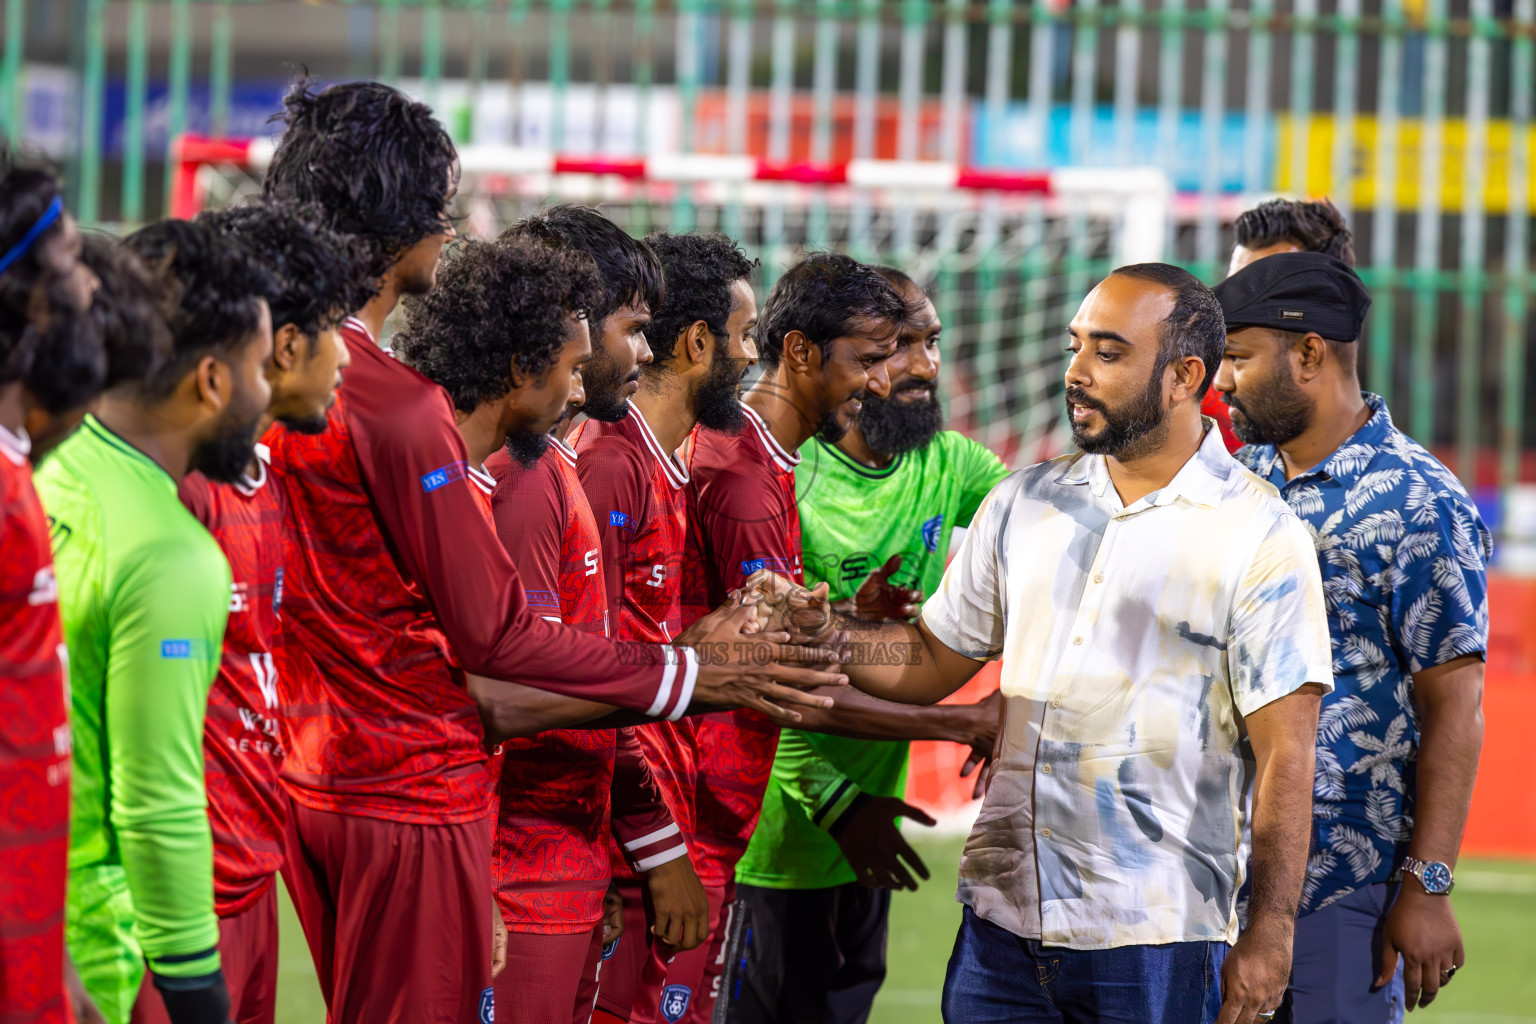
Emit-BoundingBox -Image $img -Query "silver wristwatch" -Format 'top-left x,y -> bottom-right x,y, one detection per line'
1401,855 -> 1455,895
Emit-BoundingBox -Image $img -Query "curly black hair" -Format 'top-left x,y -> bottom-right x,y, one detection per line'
198,198 -> 378,343
501,206 -> 663,332
641,232 -> 757,371
263,77 -> 459,280
0,154 -> 71,380
391,236 -> 603,414
78,233 -> 171,391
755,252 -> 908,370
123,219 -> 283,400
1234,198 -> 1356,267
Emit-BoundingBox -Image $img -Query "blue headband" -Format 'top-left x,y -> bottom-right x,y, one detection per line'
0,196 -> 65,277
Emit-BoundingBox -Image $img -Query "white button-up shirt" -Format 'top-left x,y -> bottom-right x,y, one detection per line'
922,423 -> 1333,950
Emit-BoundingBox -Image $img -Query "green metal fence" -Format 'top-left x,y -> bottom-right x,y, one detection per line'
2,0 -> 1533,491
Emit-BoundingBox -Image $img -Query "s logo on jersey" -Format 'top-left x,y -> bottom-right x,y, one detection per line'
660,985 -> 691,1023
584,548 -> 600,577
922,514 -> 944,553
27,566 -> 57,607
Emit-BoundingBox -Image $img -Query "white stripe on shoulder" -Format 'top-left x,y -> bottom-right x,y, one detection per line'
740,401 -> 801,472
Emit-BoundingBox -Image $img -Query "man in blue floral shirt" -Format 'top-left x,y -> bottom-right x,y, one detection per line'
1214,252 -> 1491,1024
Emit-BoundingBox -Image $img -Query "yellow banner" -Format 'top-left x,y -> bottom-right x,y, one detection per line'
1276,114 -> 1536,214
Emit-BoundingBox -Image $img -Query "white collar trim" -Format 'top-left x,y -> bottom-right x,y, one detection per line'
550,436 -> 579,467
0,422 -> 30,466
740,401 -> 800,472
232,443 -> 271,497
344,316 -> 375,346
629,406 -> 690,488
468,462 -> 495,495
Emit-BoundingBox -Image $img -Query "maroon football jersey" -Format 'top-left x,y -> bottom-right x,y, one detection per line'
573,408 -> 701,876
0,427 -> 70,1024
267,320 -> 690,826
178,445 -> 289,917
487,438 -> 615,934
683,402 -> 804,888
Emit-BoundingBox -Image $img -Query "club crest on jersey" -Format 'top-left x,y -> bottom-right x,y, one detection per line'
601,937 -> 619,961
478,987 -> 494,1023
660,984 -> 691,1022
922,514 -> 944,553
420,460 -> 468,493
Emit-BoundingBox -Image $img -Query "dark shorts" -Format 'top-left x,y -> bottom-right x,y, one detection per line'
941,906 -> 1226,1024
1282,883 -> 1405,1024
597,878 -> 729,1024
721,882 -> 890,1024
131,881 -> 280,1024
282,798 -> 494,1024
495,920 -> 606,1024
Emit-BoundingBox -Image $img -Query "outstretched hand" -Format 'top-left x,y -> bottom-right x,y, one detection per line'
834,796 -> 936,891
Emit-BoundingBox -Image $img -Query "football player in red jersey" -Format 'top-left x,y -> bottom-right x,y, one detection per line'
259,80 -> 843,1024
518,215 -> 749,1024
120,200 -> 374,1024
0,157 -> 110,1024
394,233 -> 695,1024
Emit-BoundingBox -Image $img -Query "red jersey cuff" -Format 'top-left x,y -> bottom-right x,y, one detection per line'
648,646 -> 699,721
622,823 -> 690,873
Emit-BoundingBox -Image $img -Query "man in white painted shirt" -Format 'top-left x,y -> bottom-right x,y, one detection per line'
754,263 -> 1334,1024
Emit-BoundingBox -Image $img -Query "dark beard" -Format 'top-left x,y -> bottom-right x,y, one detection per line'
694,353 -> 749,433
278,411 -> 330,436
504,429 -> 552,469
579,344 -> 637,423
857,381 -> 943,456
191,412 -> 263,484
1066,369 -> 1167,461
816,406 -> 854,444
1222,364 -> 1313,446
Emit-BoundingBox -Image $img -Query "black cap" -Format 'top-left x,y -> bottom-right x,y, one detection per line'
1214,251 -> 1372,341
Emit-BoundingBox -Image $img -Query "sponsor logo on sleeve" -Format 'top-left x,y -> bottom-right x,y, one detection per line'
161,640 -> 193,659
420,461 -> 469,493
741,558 -> 767,576
609,510 -> 637,531
660,985 -> 692,1023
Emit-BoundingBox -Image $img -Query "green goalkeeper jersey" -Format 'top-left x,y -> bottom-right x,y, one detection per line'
735,430 -> 1009,890
37,416 -> 229,1020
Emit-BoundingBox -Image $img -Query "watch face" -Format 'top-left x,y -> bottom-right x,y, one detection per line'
1421,861 -> 1454,894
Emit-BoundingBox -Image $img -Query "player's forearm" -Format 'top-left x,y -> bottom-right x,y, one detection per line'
469,675 -> 618,745
1407,659 -> 1485,866
791,684 -> 971,742
1245,707 -> 1319,928
835,616 -> 978,707
117,813 -> 222,975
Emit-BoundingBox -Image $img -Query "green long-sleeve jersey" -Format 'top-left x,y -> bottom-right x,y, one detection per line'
735,430 -> 1009,890
37,417 -> 229,991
